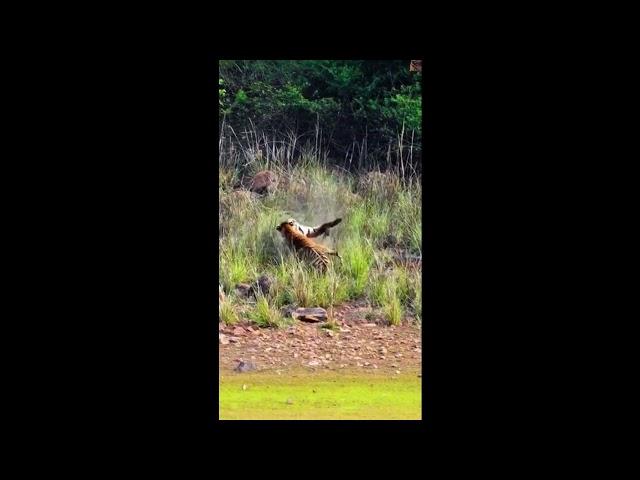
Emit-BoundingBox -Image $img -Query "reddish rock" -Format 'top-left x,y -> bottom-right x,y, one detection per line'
233,326 -> 247,336
249,170 -> 278,195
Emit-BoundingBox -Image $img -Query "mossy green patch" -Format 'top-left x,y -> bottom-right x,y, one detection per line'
219,369 -> 422,420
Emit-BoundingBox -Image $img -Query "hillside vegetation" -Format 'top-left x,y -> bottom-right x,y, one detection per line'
219,60 -> 422,328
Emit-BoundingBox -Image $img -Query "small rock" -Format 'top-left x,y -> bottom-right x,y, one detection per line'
228,336 -> 240,343
308,359 -> 321,367
234,360 -> 257,373
249,170 -> 278,195
233,326 -> 247,336
219,333 -> 229,345
363,323 -> 377,328
235,283 -> 253,298
292,307 -> 327,323
286,398 -> 294,405
256,274 -> 273,295
396,370 -> 401,375
281,305 -> 296,318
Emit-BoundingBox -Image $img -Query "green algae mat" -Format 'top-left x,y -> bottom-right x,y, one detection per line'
219,369 -> 422,420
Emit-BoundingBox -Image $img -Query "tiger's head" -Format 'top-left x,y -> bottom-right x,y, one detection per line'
275,218 -> 296,232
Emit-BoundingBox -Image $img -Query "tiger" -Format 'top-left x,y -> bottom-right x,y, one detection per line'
285,217 -> 342,238
276,219 -> 341,272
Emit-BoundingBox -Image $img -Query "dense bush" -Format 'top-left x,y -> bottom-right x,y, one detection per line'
219,60 -> 422,172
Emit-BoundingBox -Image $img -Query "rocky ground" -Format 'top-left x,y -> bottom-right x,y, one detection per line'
219,301 -> 422,376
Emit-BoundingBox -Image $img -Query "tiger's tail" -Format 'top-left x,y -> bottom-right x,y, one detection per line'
314,218 -> 342,238
326,218 -> 342,228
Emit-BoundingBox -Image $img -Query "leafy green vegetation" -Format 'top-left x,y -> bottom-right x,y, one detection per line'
219,60 -> 421,173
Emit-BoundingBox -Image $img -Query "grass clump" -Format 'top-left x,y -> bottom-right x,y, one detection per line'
383,293 -> 403,326
414,281 -> 422,323
339,237 -> 374,299
249,294 -> 287,328
219,300 -> 239,325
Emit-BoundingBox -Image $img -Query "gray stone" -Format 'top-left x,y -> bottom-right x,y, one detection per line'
234,360 -> 257,373
256,274 -> 273,295
235,283 -> 253,298
291,307 -> 327,323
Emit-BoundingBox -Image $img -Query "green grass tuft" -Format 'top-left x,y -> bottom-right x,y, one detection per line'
249,294 -> 287,328
219,300 -> 239,325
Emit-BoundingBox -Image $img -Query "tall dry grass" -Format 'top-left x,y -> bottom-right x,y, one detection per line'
219,124 -> 422,327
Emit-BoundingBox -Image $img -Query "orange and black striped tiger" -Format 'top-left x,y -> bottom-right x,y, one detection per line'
286,217 -> 342,239
276,219 -> 340,272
